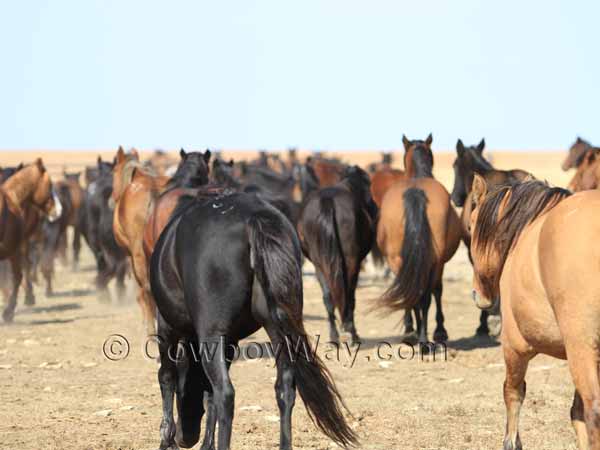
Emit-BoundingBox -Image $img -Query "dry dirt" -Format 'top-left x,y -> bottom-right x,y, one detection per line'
0,150 -> 578,449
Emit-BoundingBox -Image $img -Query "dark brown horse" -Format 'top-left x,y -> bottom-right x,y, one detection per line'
297,166 -> 377,343
0,159 -> 60,321
377,135 -> 461,346
451,139 -> 530,335
562,137 -> 600,171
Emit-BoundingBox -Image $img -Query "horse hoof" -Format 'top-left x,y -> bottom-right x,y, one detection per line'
433,329 -> 448,343
475,325 -> 489,337
2,309 -> 14,323
401,331 -> 418,345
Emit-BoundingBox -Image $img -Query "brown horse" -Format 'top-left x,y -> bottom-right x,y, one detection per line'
59,170 -> 85,269
369,168 -> 405,208
562,137 -> 600,171
377,134 -> 461,345
567,147 -> 600,191
0,159 -> 60,322
469,176 -> 600,450
112,147 -> 211,335
306,156 -> 346,187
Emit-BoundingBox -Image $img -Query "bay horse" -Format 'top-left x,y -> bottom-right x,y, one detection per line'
450,138 -> 530,335
562,137 -> 600,171
297,165 -> 376,344
468,176 -> 600,449
567,147 -> 600,191
149,188 -> 357,450
0,159 -> 61,321
377,134 -> 461,345
306,156 -> 346,188
112,147 -> 210,335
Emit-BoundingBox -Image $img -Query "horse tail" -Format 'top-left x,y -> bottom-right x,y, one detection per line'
379,188 -> 433,311
247,209 -> 358,448
369,213 -> 385,268
313,195 -> 348,315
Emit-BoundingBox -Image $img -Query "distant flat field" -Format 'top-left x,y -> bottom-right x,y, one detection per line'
0,149 -> 573,191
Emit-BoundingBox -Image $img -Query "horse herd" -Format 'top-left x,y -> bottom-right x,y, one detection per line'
1,136 -> 599,450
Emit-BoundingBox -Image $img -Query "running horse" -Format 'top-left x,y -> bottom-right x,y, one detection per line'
150,188 -> 357,450
469,176 -> 600,450
376,134 -> 462,345
111,147 -> 211,335
0,159 -> 61,322
297,165 -> 377,344
450,138 -> 530,335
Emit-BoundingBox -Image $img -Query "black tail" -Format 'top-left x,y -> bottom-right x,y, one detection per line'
379,188 -> 433,311
312,196 -> 348,315
247,209 -> 358,448
369,213 -> 385,268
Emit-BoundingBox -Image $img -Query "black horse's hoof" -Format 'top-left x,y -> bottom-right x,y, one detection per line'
433,328 -> 448,343
475,325 -> 489,337
401,330 -> 418,345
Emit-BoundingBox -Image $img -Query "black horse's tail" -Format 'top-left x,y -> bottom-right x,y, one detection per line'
369,214 -> 385,268
247,210 -> 358,448
313,196 -> 348,315
379,188 -> 433,311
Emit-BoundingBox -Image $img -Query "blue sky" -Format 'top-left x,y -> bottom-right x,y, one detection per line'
1,1 -> 598,151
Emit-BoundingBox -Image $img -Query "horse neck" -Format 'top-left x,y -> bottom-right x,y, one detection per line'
1,166 -> 42,207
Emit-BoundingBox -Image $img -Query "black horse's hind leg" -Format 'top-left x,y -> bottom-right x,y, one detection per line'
263,324 -> 296,450
22,243 -> 36,305
341,271 -> 360,345
2,253 -> 22,322
200,336 -> 235,450
72,225 -> 82,271
476,310 -> 490,336
316,269 -> 339,343
432,281 -> 448,343
199,390 -> 217,450
157,317 -> 179,450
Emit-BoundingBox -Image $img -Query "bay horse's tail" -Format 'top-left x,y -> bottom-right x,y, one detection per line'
314,196 -> 348,314
247,210 -> 358,448
380,188 -> 433,311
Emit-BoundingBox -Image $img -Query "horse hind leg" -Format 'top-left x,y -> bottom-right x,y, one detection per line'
502,346 -> 531,450
22,243 -> 35,305
156,316 -> 179,450
341,270 -> 360,344
315,269 -> 339,343
571,390 -> 589,450
432,280 -> 448,343
72,225 -> 82,271
2,254 -> 22,322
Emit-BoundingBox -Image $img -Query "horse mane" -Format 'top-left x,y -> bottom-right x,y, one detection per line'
466,147 -> 493,173
474,180 -> 571,297
411,142 -> 433,178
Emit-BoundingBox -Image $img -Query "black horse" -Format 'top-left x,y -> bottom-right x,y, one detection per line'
81,157 -> 128,302
297,166 -> 377,344
451,139 -> 529,336
150,189 -> 357,450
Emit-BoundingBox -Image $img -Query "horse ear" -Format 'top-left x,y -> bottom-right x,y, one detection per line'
180,148 -> 187,159
477,138 -> 485,153
17,163 -> 24,171
402,135 -> 411,151
203,150 -> 212,164
116,146 -> 126,163
471,173 -> 488,206
425,133 -> 433,147
35,157 -> 46,173
228,159 -> 234,167
456,139 -> 465,156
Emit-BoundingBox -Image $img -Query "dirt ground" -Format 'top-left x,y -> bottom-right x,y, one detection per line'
0,150 -> 578,450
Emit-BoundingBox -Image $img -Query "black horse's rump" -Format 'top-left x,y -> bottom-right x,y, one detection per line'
150,191 -> 357,450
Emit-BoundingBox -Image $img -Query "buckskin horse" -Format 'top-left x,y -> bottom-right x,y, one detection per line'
297,165 -> 377,344
149,188 -> 357,450
112,147 -> 211,335
0,159 -> 61,322
450,138 -> 530,336
377,134 -> 461,345
469,175 -> 600,450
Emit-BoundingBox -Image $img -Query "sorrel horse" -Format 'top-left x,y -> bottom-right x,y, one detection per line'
112,147 -> 211,335
297,165 -> 377,343
150,188 -> 357,450
450,138 -> 530,335
377,134 -> 461,345
562,137 -> 600,171
0,159 -> 61,321
468,176 -> 600,449
306,156 -> 346,187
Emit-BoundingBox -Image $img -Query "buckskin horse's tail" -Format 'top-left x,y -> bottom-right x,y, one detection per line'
247,209 -> 358,448
379,188 -> 433,311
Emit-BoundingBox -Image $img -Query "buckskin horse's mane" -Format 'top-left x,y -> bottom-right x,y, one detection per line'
474,180 -> 571,297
